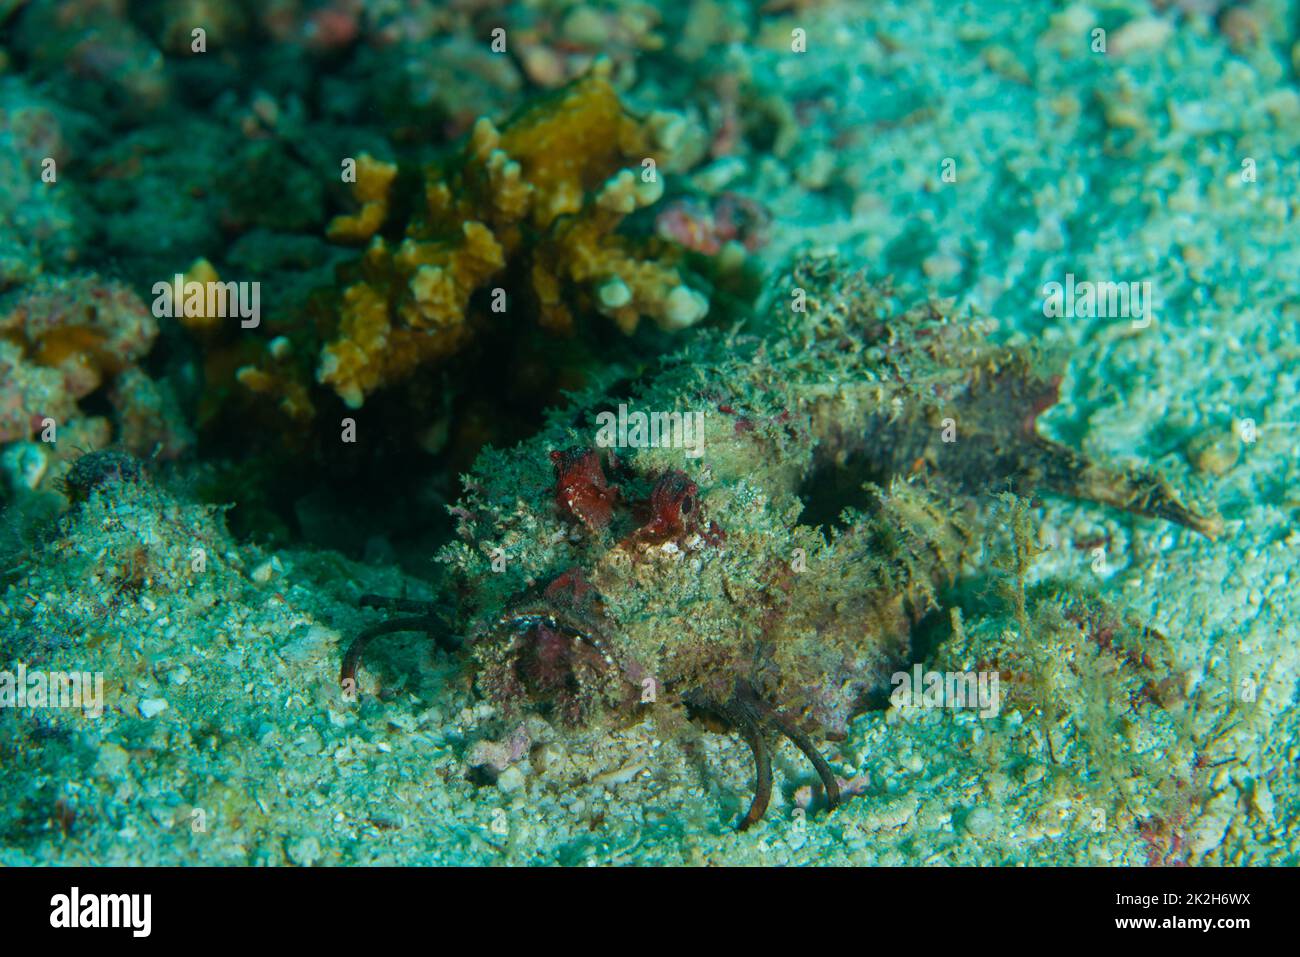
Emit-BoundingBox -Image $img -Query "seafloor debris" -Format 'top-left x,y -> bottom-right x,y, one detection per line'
12,0 -> 170,117
60,448 -> 148,506
0,273 -> 190,470
0,78 -> 80,288
655,192 -> 771,255
343,254 -> 1221,829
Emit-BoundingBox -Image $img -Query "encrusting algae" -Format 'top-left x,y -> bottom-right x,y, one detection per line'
317,60 -> 709,410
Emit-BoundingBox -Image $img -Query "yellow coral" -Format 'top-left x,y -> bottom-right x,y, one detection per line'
325,155 -> 398,244
316,62 -> 708,408
234,363 -> 314,424
174,258 -> 224,334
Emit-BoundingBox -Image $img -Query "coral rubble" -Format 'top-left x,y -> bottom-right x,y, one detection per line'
0,274 -> 190,475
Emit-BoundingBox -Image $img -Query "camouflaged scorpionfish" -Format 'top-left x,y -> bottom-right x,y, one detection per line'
342,255 -> 1220,830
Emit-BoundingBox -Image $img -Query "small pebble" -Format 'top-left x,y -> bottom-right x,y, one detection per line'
497,765 -> 527,794
1185,429 -> 1239,476
1109,17 -> 1172,57
287,836 -> 322,867
964,806 -> 997,838
1,442 -> 48,491
251,556 -> 284,583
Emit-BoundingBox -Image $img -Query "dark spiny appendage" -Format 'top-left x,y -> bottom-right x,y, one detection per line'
339,594 -> 458,690
691,681 -> 841,831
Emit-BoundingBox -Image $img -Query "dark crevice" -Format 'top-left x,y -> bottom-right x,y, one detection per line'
795,446 -> 891,531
